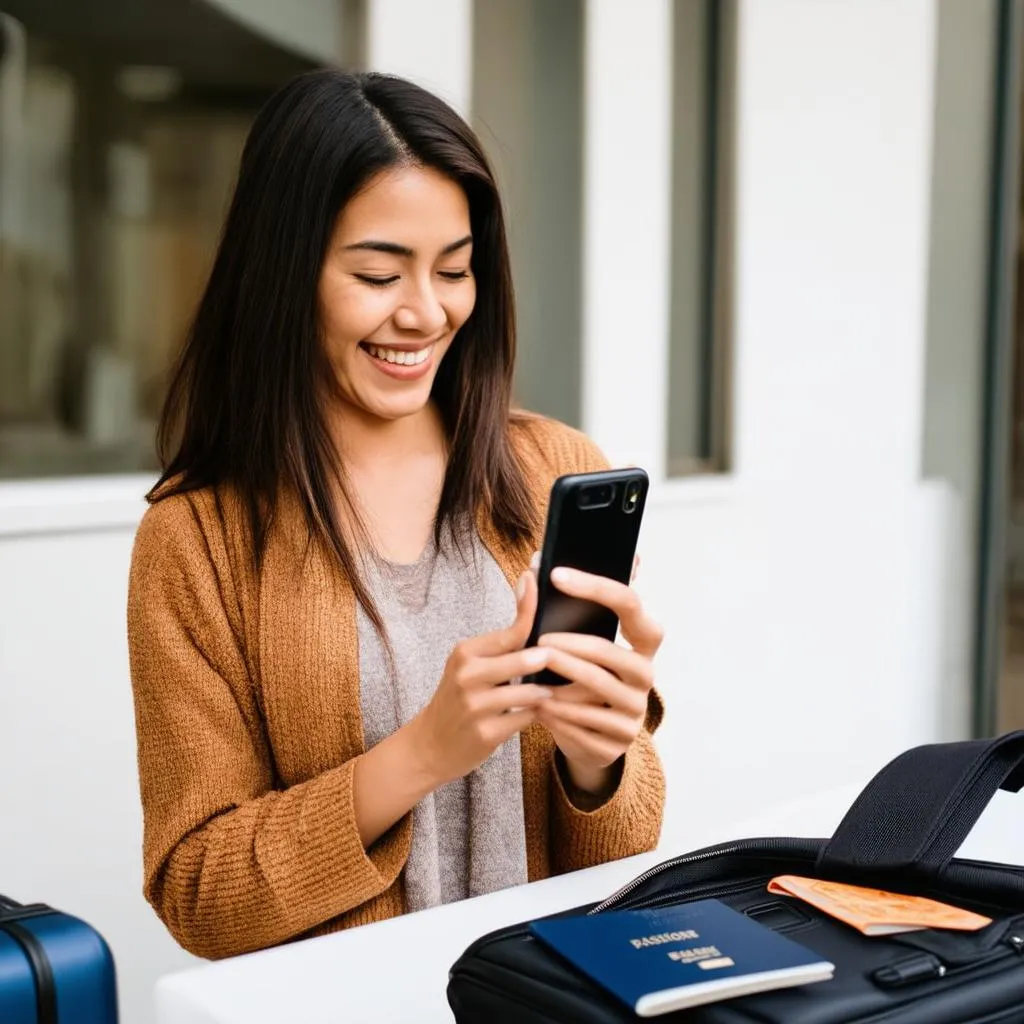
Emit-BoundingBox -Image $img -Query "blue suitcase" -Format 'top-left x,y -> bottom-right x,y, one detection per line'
0,894 -> 118,1023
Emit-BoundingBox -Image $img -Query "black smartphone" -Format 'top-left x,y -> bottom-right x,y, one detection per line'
525,467 -> 649,685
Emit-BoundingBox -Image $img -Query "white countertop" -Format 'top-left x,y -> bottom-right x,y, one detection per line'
154,783 -> 1024,1024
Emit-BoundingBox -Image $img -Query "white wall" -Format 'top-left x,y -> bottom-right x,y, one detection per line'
0,482 -> 200,1024
0,1 -> 987,1021
366,0 -> 473,117
582,0 -> 672,476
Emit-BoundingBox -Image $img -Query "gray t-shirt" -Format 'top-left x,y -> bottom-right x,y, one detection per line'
356,522 -> 529,912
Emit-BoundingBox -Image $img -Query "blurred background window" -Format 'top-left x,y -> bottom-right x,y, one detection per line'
666,0 -> 734,479
0,0 -> 732,481
472,0 -> 585,432
473,0 -> 734,478
0,1 -> 318,479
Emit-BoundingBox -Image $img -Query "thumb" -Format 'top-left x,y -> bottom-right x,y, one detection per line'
468,570 -> 540,657
510,569 -> 539,644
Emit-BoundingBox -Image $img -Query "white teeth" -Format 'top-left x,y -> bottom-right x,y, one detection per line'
366,344 -> 431,366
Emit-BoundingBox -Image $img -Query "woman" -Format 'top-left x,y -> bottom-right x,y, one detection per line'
127,69 -> 665,961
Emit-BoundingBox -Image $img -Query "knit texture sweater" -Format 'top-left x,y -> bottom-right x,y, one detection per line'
127,414 -> 666,960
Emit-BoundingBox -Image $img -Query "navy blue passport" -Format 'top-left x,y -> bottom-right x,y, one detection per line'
529,898 -> 835,1018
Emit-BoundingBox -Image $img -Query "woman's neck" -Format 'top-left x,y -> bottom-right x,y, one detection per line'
328,398 -> 447,472
327,399 -> 450,563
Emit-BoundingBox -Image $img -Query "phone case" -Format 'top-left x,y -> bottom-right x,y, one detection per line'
526,468 -> 649,686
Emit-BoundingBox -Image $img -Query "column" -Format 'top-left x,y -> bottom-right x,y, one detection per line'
581,0 -> 673,477
365,0 -> 473,118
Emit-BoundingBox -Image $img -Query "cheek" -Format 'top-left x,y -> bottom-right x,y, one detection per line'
450,282 -> 478,331
320,280 -> 390,343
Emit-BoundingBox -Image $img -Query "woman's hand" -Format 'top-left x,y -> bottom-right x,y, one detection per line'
534,563 -> 663,803
407,571 -> 553,788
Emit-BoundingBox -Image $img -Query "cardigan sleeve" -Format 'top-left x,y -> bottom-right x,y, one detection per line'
127,495 -> 411,960
549,693 -> 665,871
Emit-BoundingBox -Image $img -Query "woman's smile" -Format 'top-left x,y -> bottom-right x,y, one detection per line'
359,339 -> 439,380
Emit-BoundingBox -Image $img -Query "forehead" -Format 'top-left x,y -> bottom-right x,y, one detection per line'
334,165 -> 471,246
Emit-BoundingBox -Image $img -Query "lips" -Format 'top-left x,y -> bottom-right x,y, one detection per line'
362,342 -> 431,366
359,341 -> 436,381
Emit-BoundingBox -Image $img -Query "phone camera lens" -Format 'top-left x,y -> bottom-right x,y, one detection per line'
623,481 -> 641,513
578,484 -> 615,509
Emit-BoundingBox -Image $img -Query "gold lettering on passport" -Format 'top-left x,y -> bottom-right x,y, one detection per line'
668,945 -> 722,963
629,929 -> 700,949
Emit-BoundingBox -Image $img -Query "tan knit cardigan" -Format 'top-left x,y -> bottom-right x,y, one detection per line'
127,415 -> 666,960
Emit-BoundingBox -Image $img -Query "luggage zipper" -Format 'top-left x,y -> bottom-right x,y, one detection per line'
588,841 -> 785,915
0,919 -> 58,1024
876,932 -> 1024,988
452,869 -> 786,968
856,933 -> 1024,1023
936,929 -> 1024,979
599,878 -> 765,915
452,840 -> 818,967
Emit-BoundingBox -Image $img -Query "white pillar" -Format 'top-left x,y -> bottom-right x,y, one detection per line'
732,0 -> 937,485
581,0 -> 673,478
365,0 -> 473,119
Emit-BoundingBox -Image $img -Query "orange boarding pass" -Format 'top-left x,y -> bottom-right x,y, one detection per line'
767,875 -> 992,936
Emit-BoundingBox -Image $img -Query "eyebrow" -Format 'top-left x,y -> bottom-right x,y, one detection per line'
342,234 -> 473,258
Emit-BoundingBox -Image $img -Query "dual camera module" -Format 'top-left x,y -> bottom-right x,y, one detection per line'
577,478 -> 644,514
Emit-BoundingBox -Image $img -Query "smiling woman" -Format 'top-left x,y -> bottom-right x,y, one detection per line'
125,69 -> 666,961
321,168 -> 476,420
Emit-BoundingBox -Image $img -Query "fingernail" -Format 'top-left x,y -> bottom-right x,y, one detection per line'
516,572 -> 529,600
529,550 -> 540,570
523,648 -> 548,669
535,687 -> 553,700
551,567 -> 571,585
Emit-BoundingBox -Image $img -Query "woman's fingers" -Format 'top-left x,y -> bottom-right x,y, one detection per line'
458,646 -> 551,688
538,632 -> 653,691
549,566 -> 663,657
477,682 -> 555,716
538,697 -> 638,744
462,570 -> 538,657
486,707 -> 541,748
540,716 -> 624,766
540,647 -> 647,718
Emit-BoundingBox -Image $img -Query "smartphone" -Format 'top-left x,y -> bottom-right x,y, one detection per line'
525,467 -> 649,685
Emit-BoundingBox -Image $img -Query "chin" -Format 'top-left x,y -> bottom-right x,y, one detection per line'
374,402 -> 429,422
366,386 -> 435,422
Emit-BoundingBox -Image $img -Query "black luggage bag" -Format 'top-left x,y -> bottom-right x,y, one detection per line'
448,732 -> 1024,1023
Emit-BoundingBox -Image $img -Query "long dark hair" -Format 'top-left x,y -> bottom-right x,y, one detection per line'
151,70 -> 536,632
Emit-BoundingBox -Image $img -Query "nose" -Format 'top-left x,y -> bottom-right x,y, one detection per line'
393,278 -> 448,336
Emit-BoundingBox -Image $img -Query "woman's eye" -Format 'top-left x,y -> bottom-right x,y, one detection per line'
355,274 -> 399,287
439,270 -> 470,281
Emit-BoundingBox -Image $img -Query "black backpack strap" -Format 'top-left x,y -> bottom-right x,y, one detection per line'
818,731 -> 1024,879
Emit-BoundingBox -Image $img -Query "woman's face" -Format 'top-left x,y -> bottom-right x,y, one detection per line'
319,164 -> 476,424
